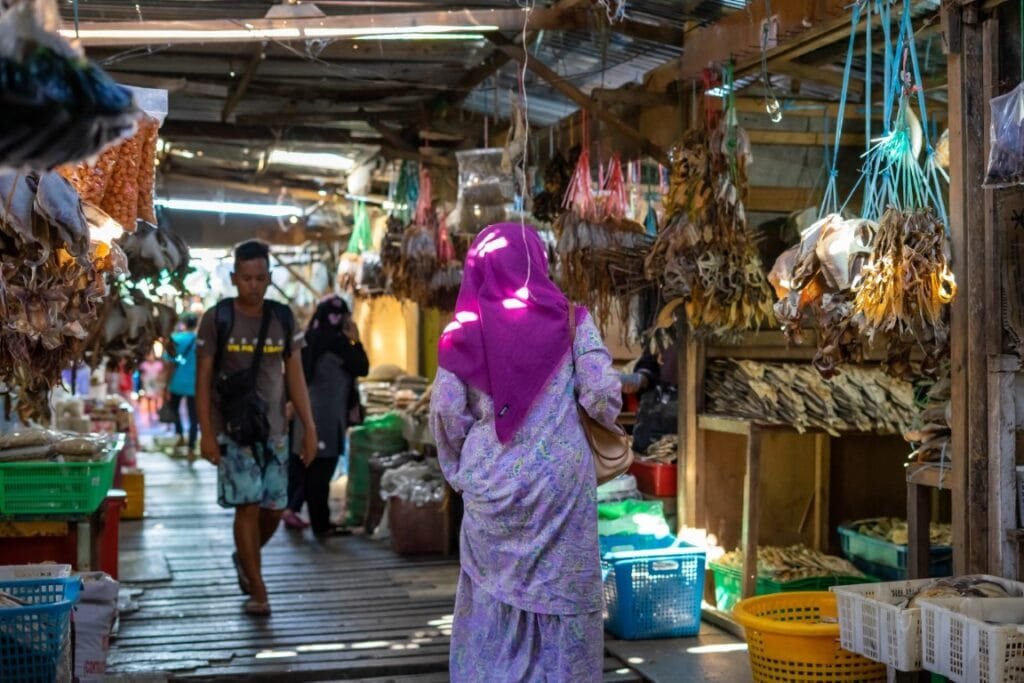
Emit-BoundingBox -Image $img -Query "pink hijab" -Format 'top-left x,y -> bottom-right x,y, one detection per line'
438,223 -> 587,443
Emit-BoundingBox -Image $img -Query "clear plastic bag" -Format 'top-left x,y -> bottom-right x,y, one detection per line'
380,460 -> 445,506
984,82 -> 1024,187
0,0 -> 140,170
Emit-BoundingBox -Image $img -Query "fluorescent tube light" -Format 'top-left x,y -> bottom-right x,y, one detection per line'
268,149 -> 355,172
59,23 -> 499,42
353,33 -> 485,41
155,198 -> 302,217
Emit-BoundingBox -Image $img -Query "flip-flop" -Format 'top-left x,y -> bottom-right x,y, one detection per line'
232,552 -> 251,595
313,525 -> 353,538
244,599 -> 271,616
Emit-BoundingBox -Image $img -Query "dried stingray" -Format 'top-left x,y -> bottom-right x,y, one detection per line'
645,125 -> 774,339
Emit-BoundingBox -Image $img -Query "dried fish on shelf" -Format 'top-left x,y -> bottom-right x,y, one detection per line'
716,545 -> 865,583
641,435 -> 677,464
852,208 -> 956,378
851,517 -> 952,547
646,126 -> 774,339
705,359 -> 916,435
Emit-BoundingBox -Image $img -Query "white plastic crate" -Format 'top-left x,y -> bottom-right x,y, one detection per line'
920,596 -> 1024,681
834,574 -> 1024,673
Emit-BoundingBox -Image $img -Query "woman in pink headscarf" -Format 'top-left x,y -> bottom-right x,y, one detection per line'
430,223 -> 622,682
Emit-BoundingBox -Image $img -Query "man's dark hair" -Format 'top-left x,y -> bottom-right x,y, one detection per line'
181,313 -> 199,330
234,239 -> 270,268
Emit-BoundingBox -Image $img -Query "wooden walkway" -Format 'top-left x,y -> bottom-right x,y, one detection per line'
106,449 -> 645,682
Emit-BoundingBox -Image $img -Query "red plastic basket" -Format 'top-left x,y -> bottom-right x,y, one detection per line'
629,460 -> 677,497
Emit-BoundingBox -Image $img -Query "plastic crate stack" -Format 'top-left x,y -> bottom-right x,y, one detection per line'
599,534 -> 706,640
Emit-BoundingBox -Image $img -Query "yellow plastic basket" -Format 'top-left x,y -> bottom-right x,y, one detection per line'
734,591 -> 887,682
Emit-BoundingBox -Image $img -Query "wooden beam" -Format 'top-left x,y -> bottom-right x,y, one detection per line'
108,72 -> 229,98
487,33 -> 669,165
222,47 -> 264,122
812,434 -> 831,552
989,355 -> 1019,578
369,121 -> 415,153
591,87 -> 677,107
160,120 -> 366,144
746,186 -> 821,212
646,0 -> 850,91
746,129 -> 862,147
772,62 -> 864,96
235,109 -> 423,126
605,16 -> 684,47
740,426 -> 763,600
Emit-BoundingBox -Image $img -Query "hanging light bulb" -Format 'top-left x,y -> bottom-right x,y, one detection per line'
766,96 -> 783,123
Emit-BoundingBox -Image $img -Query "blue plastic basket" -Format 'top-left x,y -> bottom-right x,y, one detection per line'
0,577 -> 81,683
601,535 -> 706,640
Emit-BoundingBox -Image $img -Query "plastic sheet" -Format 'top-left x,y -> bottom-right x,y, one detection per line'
0,0 -> 139,170
380,459 -> 445,506
456,148 -> 513,234
984,82 -> 1024,187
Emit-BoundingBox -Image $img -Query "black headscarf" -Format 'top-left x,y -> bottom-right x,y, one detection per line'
302,295 -> 351,380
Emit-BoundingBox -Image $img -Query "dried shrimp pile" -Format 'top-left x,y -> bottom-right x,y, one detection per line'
555,151 -> 651,329
716,545 -> 865,583
0,171 -> 117,421
852,208 -> 955,378
645,126 -> 774,338
770,214 -> 876,378
59,114 -> 160,229
704,359 -> 916,435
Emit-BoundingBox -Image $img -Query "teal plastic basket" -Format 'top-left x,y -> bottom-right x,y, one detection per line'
0,577 -> 81,683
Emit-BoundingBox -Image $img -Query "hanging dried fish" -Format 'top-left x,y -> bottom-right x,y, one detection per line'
0,170 -> 109,421
646,126 -> 775,339
852,208 -> 956,377
770,214 -> 877,378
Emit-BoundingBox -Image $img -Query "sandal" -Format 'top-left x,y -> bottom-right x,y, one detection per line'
313,525 -> 353,538
282,510 -> 310,530
244,598 -> 271,616
232,552 -> 251,595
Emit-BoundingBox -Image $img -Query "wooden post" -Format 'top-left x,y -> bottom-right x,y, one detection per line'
989,355 -> 1019,578
812,434 -> 831,552
947,1 -> 991,575
907,481 -> 932,580
740,426 -> 762,599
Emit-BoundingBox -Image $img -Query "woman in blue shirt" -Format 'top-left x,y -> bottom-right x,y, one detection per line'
166,314 -> 200,460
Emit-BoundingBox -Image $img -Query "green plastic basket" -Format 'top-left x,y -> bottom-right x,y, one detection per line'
0,445 -> 118,516
710,560 -> 871,613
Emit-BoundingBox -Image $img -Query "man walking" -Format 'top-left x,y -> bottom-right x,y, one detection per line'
196,240 -> 318,616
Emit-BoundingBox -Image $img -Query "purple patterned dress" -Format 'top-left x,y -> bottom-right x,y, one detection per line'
430,314 -> 622,682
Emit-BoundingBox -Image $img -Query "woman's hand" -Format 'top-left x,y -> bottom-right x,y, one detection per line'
301,428 -> 319,467
343,318 -> 360,344
619,372 -> 647,394
200,432 -> 220,465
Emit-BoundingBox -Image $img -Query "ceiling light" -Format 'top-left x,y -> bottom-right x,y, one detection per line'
60,27 -> 303,41
169,149 -> 195,160
155,198 -> 302,217
318,189 -> 328,196
58,23 -> 499,44
268,149 -> 355,172
353,32 -> 485,41
304,24 -> 498,38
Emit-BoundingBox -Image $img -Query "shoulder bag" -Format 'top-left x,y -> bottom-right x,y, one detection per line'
569,306 -> 634,485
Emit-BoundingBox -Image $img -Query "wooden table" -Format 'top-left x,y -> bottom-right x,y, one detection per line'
0,489 -> 127,577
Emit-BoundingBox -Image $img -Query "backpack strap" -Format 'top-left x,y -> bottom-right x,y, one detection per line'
248,305 -> 274,380
213,298 -> 235,374
265,300 -> 296,359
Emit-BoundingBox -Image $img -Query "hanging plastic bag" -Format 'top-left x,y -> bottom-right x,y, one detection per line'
0,0 -> 140,170
984,82 -> 1024,187
346,200 -> 373,255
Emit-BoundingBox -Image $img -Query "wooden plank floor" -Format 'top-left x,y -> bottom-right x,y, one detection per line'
107,449 -> 645,682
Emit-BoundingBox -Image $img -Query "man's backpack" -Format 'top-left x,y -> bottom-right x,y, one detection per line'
212,298 -> 296,449
212,298 -> 295,371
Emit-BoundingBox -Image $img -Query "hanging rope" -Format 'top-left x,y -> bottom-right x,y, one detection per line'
820,0 -> 862,217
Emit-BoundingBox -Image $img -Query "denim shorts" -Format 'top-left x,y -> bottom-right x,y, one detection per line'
217,436 -> 289,510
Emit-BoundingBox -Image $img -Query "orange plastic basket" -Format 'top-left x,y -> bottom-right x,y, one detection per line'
733,591 -> 886,682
